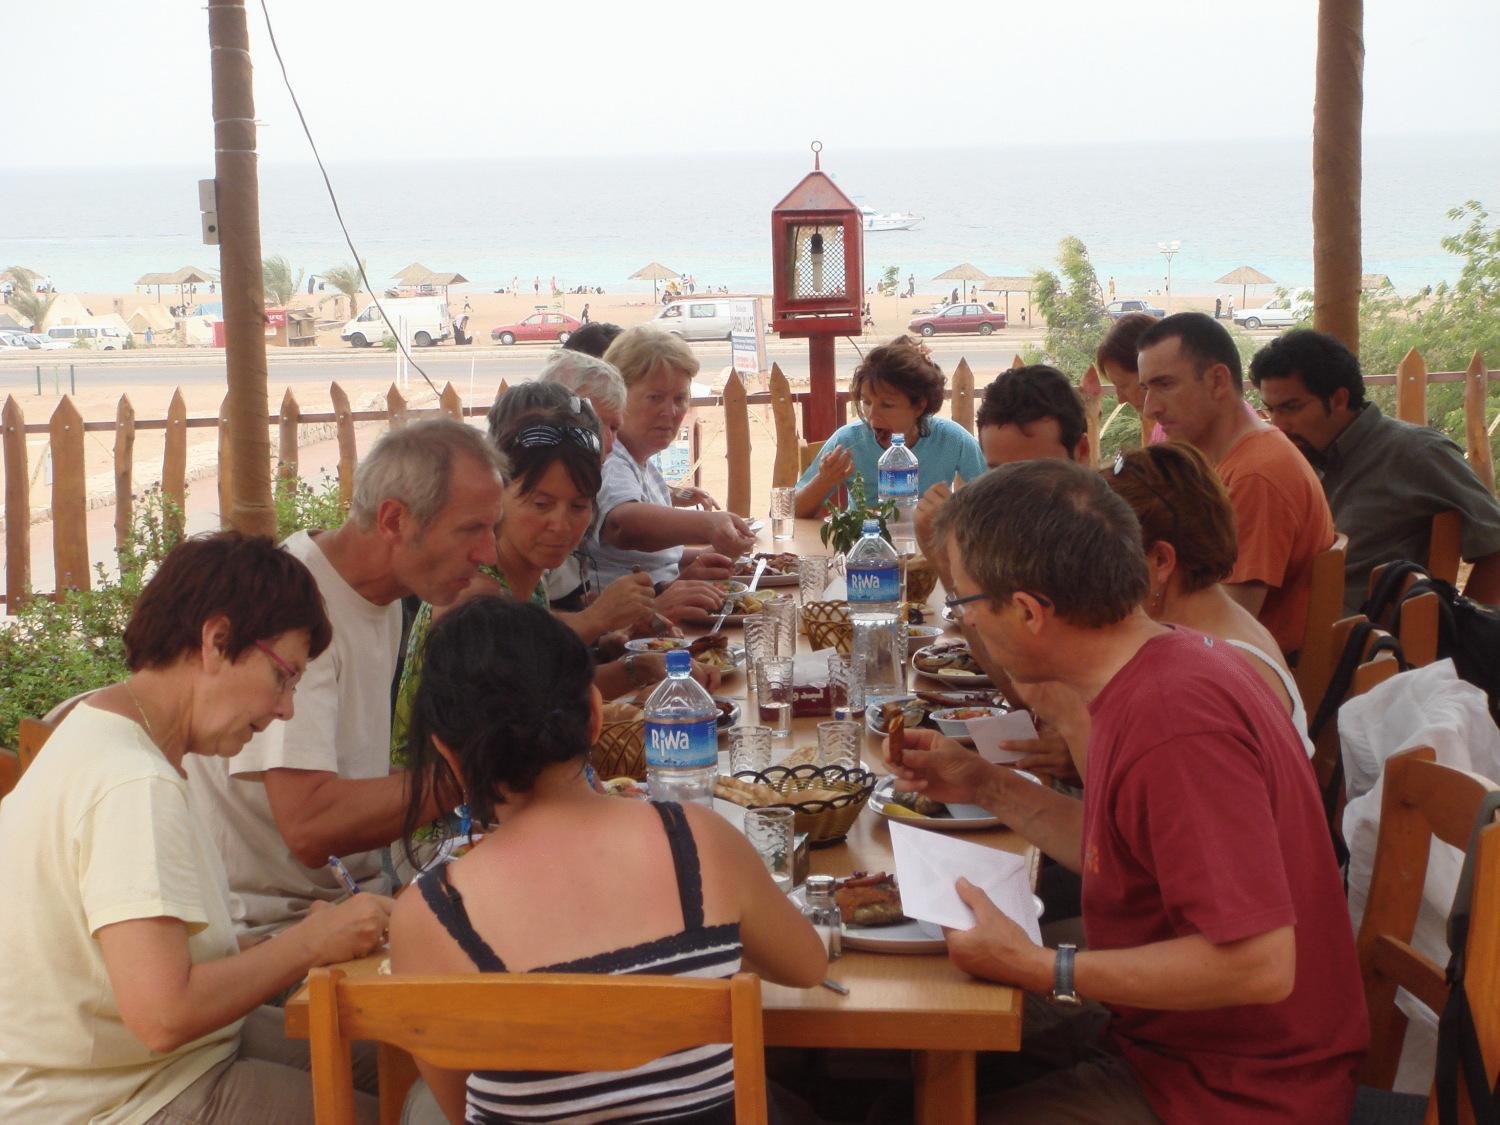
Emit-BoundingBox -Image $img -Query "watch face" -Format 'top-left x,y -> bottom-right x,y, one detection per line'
1051,992 -> 1085,1007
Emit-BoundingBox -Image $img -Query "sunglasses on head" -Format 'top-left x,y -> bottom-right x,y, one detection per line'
514,423 -> 601,453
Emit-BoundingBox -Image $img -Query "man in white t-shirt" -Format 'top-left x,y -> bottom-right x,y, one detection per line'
188,419 -> 506,935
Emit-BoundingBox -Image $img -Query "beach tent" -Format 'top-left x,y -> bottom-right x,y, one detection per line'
933,263 -> 991,305
630,261 -> 680,304
127,304 -> 177,336
981,275 -> 1036,323
41,293 -> 92,329
1215,265 -> 1275,308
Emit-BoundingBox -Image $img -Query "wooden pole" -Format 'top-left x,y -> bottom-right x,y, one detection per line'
209,0 -> 274,535
1312,0 -> 1364,352
804,334 -> 838,442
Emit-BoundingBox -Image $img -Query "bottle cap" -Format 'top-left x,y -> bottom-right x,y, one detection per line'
862,519 -> 880,534
665,649 -> 691,675
805,874 -> 837,896
890,434 -> 905,444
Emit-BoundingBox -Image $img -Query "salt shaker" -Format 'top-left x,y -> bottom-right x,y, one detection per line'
802,875 -> 842,958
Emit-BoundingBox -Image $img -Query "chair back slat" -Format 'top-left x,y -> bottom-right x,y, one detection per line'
722,372 -> 751,517
1428,510 -> 1462,585
798,440 -> 824,475
1462,822 -> 1500,1120
768,366 -> 801,489
1295,532 -> 1350,716
0,748 -> 20,801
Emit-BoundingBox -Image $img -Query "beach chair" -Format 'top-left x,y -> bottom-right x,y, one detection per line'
307,969 -> 769,1125
1295,532 -> 1350,718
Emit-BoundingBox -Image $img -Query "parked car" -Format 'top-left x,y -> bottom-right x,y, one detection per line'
649,299 -> 735,341
1233,297 -> 1308,330
491,310 -> 582,345
1105,299 -> 1165,320
906,303 -> 1006,337
0,331 -> 31,351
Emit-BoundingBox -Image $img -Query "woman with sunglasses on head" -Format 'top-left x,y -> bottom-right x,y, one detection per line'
0,533 -> 391,1125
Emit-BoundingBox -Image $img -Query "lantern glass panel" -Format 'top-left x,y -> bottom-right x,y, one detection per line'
789,223 -> 846,301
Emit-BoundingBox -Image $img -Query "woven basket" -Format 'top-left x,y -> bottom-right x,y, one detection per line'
800,599 -> 849,636
732,764 -> 877,846
591,719 -> 646,781
805,618 -> 853,654
904,556 -> 939,604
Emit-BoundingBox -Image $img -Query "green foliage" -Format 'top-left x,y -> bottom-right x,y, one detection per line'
1032,236 -> 1109,380
0,488 -> 183,748
878,265 -> 900,298
322,261 -> 366,317
273,469 -> 348,540
820,474 -> 897,555
3,265 -> 39,292
9,288 -> 55,332
262,255 -> 304,307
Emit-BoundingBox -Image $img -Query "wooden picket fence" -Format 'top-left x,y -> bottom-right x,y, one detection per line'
2,348 -> 1495,609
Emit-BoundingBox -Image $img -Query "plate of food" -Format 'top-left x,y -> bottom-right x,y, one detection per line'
867,775 -> 1003,831
621,636 -> 744,676
714,588 -> 792,625
623,636 -> 692,654
865,697 -> 935,739
930,706 -> 1010,740
734,552 -> 801,588
911,640 -> 992,687
712,696 -> 741,730
791,872 -> 945,954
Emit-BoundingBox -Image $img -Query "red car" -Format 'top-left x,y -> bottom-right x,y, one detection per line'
491,311 -> 582,345
907,303 -> 1006,337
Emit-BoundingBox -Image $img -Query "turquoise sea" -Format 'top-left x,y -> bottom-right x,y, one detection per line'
3,133 -> 1497,298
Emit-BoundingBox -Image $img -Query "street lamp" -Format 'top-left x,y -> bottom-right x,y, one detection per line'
1157,241 -> 1181,312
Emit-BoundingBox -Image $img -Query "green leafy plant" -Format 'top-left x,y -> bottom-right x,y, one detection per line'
878,265 -> 900,297
819,474 -> 897,555
274,469 -> 348,540
1032,235 -> 1110,379
262,254 -> 304,307
322,260 -> 366,319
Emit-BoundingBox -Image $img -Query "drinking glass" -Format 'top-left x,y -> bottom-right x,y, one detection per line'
826,651 -> 865,716
798,554 -> 831,604
769,487 -> 796,541
817,720 -> 864,771
728,725 -> 773,776
757,656 -> 795,738
764,596 -> 798,657
742,615 -> 776,668
744,807 -> 795,892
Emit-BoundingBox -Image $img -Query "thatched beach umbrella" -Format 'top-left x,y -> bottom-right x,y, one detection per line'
421,271 -> 469,301
933,263 -> 990,305
393,262 -> 435,285
981,274 -> 1036,323
1360,273 -> 1393,292
630,261 -> 680,303
1215,265 -> 1275,308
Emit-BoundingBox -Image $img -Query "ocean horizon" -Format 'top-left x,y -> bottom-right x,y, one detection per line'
4,132 -> 1497,299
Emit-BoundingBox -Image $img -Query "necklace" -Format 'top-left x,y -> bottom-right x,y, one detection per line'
124,679 -> 158,745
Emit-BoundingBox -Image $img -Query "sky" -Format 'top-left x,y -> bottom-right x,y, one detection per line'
6,0 -> 1499,169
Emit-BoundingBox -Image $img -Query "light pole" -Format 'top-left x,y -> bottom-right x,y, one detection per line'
1157,240 -> 1181,313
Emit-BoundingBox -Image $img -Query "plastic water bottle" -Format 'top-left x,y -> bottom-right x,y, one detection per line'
878,434 -> 920,555
644,650 -> 718,807
845,519 -> 905,705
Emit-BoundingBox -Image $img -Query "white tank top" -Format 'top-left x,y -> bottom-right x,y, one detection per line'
1225,638 -> 1315,759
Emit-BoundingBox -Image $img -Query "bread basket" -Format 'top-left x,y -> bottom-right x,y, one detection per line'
804,618 -> 853,654
903,556 -> 939,604
591,713 -> 646,780
730,764 -> 876,845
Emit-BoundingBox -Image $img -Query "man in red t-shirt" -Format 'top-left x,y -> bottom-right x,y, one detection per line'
891,459 -> 1366,1123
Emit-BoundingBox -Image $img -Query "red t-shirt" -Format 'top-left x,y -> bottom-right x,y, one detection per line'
1083,627 -> 1367,1123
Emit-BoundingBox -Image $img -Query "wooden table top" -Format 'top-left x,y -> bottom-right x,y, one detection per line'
285,519 -> 1030,1054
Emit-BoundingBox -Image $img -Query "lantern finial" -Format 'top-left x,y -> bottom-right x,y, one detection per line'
810,140 -> 822,171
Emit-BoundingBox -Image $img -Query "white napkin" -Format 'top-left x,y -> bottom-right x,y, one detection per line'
967,710 -> 1039,764
890,821 -> 1042,943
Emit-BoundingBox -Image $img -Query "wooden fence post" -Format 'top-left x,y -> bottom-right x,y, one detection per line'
951,358 -> 975,433
1396,347 -> 1427,425
1011,354 -> 1025,369
162,388 -> 188,533
114,395 -> 135,551
722,371 -> 751,517
330,382 -> 357,510
768,365 -> 801,489
50,396 -> 88,593
3,396 -> 31,609
1465,352 -> 1494,496
217,392 -> 234,529
386,384 -> 407,429
1079,366 -> 1103,470
440,383 -> 463,421
278,388 -> 300,486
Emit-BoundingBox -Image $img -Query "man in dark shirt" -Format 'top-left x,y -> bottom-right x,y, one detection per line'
1250,329 -> 1500,612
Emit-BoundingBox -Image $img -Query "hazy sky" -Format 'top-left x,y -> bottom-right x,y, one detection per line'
8,0 -> 1499,169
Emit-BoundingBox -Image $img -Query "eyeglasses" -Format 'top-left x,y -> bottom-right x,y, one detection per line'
254,640 -> 302,695
514,423 -> 602,454
944,589 -> 1054,621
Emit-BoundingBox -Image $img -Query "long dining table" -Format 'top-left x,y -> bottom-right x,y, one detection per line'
283,518 -> 1036,1124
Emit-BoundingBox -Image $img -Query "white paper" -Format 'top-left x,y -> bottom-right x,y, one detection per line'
968,710 -> 1040,764
890,820 -> 1042,944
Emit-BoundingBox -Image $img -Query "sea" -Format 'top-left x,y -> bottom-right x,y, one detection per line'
4,133 -> 1497,299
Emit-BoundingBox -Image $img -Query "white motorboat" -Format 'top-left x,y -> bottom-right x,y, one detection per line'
861,207 -> 922,232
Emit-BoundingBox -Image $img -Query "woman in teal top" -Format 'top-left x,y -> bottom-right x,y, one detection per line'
794,336 -> 986,517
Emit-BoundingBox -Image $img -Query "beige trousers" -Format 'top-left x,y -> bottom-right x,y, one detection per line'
145,1005 -> 379,1125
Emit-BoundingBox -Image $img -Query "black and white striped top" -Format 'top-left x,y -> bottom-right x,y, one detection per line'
417,801 -> 742,1125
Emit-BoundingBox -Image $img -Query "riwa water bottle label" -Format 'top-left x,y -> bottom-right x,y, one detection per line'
645,718 -> 718,769
847,565 -> 901,603
879,468 -> 918,497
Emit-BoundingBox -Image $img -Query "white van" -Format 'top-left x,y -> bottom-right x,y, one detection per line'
650,298 -> 736,342
340,297 -> 452,348
46,324 -> 133,350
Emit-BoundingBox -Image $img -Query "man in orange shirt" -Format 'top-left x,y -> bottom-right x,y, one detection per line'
1138,313 -> 1334,655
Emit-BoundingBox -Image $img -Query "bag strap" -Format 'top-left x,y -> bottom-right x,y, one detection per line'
1362,560 -> 1430,623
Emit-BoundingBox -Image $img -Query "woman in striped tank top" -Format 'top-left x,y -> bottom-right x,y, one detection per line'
390,598 -> 827,1124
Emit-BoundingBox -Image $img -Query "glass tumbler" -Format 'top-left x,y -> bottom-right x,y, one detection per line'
798,554 -> 831,604
728,725 -> 773,776
826,651 -> 865,716
764,596 -> 798,657
742,614 -> 777,668
770,486 -> 796,541
756,656 -> 795,738
817,720 -> 864,771
744,806 -> 795,892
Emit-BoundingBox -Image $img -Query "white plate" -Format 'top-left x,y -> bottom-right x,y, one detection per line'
753,572 -> 800,588
868,775 -> 1003,831
789,885 -> 947,954
623,637 -> 692,654
911,644 -> 993,688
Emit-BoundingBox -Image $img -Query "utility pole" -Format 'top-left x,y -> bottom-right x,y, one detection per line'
208,0 -> 274,536
1313,0 -> 1363,353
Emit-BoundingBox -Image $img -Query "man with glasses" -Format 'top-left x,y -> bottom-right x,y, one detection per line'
893,460 -> 1366,1123
188,419 -> 506,937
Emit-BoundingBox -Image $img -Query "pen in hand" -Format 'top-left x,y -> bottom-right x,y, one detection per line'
327,855 -> 360,896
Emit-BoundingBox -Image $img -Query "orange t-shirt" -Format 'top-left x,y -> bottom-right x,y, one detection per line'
1218,427 -> 1335,653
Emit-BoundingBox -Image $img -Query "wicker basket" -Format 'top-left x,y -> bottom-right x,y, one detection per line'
732,764 -> 877,845
591,718 -> 646,780
805,619 -> 853,654
904,556 -> 939,604
800,599 -> 849,636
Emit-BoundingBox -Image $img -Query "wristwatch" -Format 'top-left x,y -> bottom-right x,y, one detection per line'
1051,943 -> 1083,1006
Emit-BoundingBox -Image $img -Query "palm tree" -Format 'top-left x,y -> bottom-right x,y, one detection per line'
321,261 -> 366,320
3,265 -> 39,294
11,289 -> 55,332
262,255 -> 303,307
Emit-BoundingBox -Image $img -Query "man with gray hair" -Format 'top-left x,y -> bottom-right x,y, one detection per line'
539,348 -> 625,458
189,418 -> 505,936
890,460 -> 1366,1122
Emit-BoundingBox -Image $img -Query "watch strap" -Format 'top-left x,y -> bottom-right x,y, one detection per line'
1053,942 -> 1078,1001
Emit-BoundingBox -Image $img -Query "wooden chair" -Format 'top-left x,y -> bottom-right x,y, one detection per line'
0,748 -> 21,801
722,371 -> 751,517
1309,614 -> 1398,797
1367,561 -> 1442,668
1356,747 -> 1500,1110
767,365 -> 802,490
1428,510 -> 1462,585
1294,532 -> 1350,719
17,718 -> 54,774
798,439 -> 825,474
308,969 -> 769,1125
1456,817 -> 1500,1122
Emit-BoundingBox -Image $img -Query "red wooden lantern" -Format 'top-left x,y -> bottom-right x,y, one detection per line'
771,142 -> 864,440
